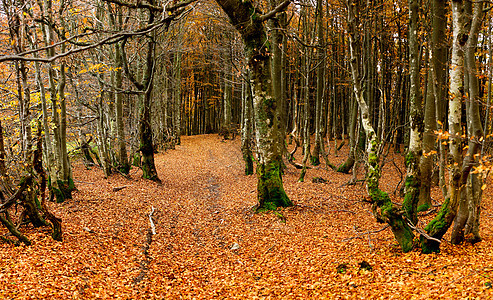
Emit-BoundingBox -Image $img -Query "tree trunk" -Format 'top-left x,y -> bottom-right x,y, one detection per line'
431,0 -> 449,198
337,96 -> 358,174
115,41 -> 130,174
403,0 -> 423,226
120,7 -> 160,182
222,79 -> 233,139
418,62 -> 436,210
311,0 -> 324,167
172,25 -> 183,145
298,4 -> 312,182
422,0 -> 469,253
241,74 -> 254,175
216,0 -> 292,210
347,0 -> 414,252
450,0 -> 484,245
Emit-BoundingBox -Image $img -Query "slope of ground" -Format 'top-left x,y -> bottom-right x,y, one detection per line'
0,134 -> 492,299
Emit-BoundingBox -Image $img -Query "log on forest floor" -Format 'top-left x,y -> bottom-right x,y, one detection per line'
133,207 -> 157,284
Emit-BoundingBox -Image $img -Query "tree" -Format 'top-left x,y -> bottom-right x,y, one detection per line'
346,0 -> 414,252
215,0 -> 293,210
403,0 -> 423,227
35,0 -> 76,202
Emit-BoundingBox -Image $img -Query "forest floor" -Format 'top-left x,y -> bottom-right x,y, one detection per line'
1,134 -> 493,299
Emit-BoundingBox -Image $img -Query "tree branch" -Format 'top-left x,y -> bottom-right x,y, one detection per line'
258,0 -> 291,22
0,2 -> 193,63
103,0 -> 196,13
407,221 -> 442,243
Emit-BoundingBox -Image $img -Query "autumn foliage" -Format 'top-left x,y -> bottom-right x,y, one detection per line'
0,135 -> 492,298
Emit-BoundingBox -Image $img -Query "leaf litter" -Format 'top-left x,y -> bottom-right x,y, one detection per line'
0,134 -> 492,299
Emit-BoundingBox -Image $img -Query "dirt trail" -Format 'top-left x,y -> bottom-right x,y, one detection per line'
0,134 -> 492,299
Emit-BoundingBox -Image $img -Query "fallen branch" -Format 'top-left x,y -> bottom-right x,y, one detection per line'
113,185 -> 132,192
407,221 -> 441,243
73,180 -> 95,184
329,209 -> 357,214
134,206 -> 157,284
149,206 -> 156,235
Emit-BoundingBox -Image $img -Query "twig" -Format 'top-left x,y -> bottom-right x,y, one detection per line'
340,225 -> 389,243
407,221 -> 441,243
329,209 -> 357,214
392,160 -> 404,195
149,206 -> 156,235
73,180 -> 95,184
113,185 -> 132,192
367,231 -> 373,250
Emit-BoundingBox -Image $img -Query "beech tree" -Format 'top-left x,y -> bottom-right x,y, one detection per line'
215,0 -> 293,210
346,0 -> 414,252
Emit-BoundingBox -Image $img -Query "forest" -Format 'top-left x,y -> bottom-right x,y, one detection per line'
0,0 -> 493,298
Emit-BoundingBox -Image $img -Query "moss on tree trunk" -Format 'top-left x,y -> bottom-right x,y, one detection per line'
257,162 -> 291,210
337,155 -> 354,174
50,177 -> 75,203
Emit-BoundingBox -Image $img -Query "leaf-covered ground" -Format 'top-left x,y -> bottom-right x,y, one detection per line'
1,134 -> 493,299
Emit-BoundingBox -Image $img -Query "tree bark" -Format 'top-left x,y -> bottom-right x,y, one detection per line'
422,0 -> 469,253
216,0 -> 292,210
311,0 -> 324,167
450,0 -> 484,245
120,6 -> 160,182
403,0 -> 423,226
347,0 -> 413,252
241,73 -> 254,175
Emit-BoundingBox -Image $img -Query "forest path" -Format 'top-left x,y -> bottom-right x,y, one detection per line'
1,134 -> 493,299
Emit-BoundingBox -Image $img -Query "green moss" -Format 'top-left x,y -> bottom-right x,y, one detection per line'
274,211 -> 286,223
298,167 -> 306,182
48,176 -> 75,203
243,153 -> 254,175
257,202 -> 277,212
420,198 -> 451,250
370,139 -> 378,150
257,162 -> 292,210
34,195 -> 41,210
336,162 -> 348,173
118,163 -> 131,175
368,152 -> 378,165
420,235 -> 440,254
132,152 -> 141,167
381,201 -> 392,216
54,178 -> 75,203
68,176 -> 75,191
405,152 -> 414,167
370,188 -> 388,206
417,203 -> 431,212
336,263 -> 348,274
424,199 -> 450,233
310,155 -> 320,166
397,224 -> 415,252
366,165 -> 381,191
357,131 -> 366,150
141,152 -> 160,182
52,186 -> 64,203
402,175 -> 419,223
